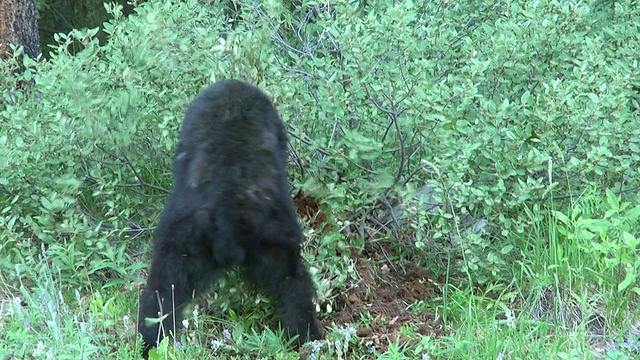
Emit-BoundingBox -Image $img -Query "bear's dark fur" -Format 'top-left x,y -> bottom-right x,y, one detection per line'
138,79 -> 322,356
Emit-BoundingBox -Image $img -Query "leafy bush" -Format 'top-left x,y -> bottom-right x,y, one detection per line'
3,0 -> 639,291
1,0 -> 640,358
265,0 -> 640,281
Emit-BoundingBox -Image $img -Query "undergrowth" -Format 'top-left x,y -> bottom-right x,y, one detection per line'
1,0 -> 639,358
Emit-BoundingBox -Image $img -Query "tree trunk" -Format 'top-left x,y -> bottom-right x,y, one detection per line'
0,0 -> 41,61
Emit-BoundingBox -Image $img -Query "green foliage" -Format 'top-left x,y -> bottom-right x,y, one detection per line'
2,0 -> 640,358
552,189 -> 640,295
254,0 -> 640,282
0,255 -> 138,358
36,0 -> 137,57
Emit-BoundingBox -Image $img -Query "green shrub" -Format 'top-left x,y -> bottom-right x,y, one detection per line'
1,0 -> 640,357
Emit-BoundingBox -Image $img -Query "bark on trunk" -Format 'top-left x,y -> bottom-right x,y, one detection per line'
0,0 -> 41,60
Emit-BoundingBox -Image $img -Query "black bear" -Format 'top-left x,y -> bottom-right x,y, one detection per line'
138,79 -> 322,356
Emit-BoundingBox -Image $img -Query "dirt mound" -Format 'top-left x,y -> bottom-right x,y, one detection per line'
328,241 -> 445,352
294,192 -> 444,352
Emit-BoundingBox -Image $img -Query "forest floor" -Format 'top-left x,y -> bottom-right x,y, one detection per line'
295,192 -> 446,355
328,240 -> 445,353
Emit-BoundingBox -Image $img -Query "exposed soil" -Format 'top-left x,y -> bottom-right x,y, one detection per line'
294,193 -> 445,353
293,191 -> 328,230
327,241 -> 445,353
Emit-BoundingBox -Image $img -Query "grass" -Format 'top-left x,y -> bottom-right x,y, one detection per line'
1,189 -> 639,359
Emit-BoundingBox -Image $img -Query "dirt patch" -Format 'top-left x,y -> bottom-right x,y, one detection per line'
294,191 -> 328,231
294,192 -> 444,352
327,240 -> 445,353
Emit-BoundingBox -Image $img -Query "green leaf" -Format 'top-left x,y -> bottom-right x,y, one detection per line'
500,245 -> 513,254
621,232 -> 639,247
618,270 -> 637,292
